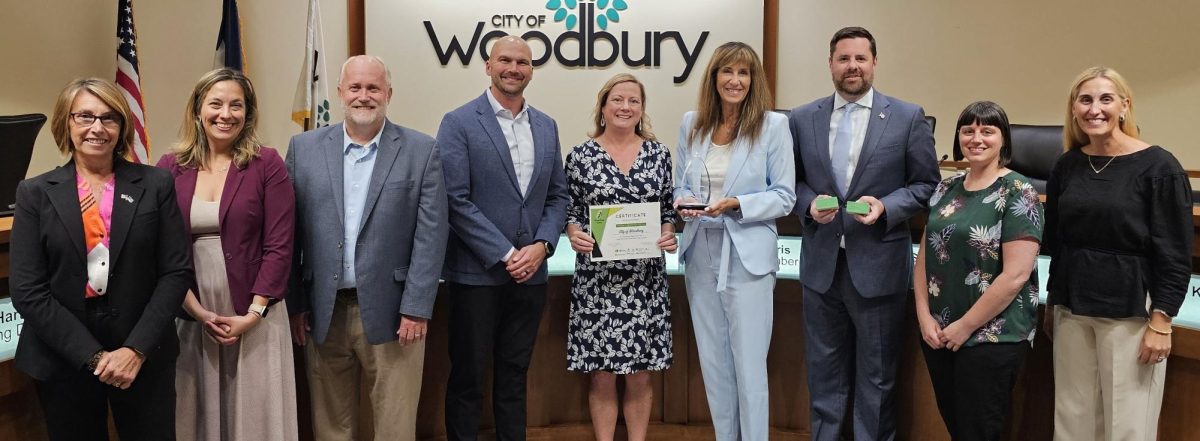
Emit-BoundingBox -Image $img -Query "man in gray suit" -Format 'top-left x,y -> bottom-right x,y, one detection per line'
790,27 -> 940,441
286,55 -> 448,440
436,36 -> 569,441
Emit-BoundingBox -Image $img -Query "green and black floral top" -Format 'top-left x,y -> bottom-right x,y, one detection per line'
924,171 -> 1044,347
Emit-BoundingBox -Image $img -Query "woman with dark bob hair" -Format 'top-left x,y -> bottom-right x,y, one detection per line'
1045,66 -> 1192,441
10,77 -> 192,440
914,101 -> 1043,440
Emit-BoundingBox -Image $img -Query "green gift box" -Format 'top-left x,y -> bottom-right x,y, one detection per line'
814,196 -> 839,211
845,200 -> 870,215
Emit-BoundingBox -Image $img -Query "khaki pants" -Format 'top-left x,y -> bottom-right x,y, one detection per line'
1053,305 -> 1166,441
306,295 -> 426,441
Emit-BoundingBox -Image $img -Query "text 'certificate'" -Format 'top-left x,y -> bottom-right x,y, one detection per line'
588,202 -> 661,262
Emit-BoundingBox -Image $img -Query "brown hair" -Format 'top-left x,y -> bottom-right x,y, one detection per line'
1063,66 -> 1139,150
687,42 -> 773,146
829,27 -> 877,57
172,68 -> 262,169
50,78 -> 135,158
588,73 -> 656,141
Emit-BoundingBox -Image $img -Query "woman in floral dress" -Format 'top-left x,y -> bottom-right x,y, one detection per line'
913,101 -> 1044,441
564,73 -> 678,441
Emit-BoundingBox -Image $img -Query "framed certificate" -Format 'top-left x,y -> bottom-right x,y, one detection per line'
588,202 -> 662,262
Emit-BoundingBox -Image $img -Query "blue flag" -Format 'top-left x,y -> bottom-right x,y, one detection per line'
213,0 -> 244,71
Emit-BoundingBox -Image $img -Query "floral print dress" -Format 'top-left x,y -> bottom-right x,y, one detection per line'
924,171 -> 1044,347
564,138 -> 678,373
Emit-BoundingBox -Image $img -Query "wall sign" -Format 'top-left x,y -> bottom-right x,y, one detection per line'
422,0 -> 709,83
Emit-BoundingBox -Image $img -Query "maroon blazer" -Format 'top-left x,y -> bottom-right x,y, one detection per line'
157,147 -> 295,315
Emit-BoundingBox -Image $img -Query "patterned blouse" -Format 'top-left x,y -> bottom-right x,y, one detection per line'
78,173 -> 114,298
924,171 -> 1044,347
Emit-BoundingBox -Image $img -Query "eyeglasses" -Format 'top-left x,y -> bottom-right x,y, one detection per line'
70,112 -> 122,128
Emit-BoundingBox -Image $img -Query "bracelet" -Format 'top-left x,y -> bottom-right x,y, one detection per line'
87,351 -> 104,371
1148,323 -> 1174,335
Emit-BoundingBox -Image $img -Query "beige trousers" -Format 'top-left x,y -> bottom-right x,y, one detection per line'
1052,305 -> 1166,441
305,295 -> 426,441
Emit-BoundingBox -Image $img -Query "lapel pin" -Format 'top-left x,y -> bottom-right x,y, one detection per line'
120,194 -> 134,203
878,112 -> 886,119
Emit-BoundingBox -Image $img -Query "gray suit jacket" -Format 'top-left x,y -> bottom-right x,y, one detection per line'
790,91 -> 939,297
436,92 -> 569,286
286,121 -> 448,345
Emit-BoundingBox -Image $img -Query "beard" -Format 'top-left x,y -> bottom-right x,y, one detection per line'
834,74 -> 871,97
344,106 -> 384,126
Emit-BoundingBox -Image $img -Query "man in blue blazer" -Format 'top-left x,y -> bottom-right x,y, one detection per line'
286,55 -> 448,440
437,36 -> 569,441
790,27 -> 940,441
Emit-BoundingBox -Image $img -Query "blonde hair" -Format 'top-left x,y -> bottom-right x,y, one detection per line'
172,69 -> 261,169
50,78 -> 135,158
687,42 -> 774,146
588,73 -> 656,141
1063,66 -> 1139,150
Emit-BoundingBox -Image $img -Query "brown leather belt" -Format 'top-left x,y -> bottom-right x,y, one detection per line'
336,288 -> 358,298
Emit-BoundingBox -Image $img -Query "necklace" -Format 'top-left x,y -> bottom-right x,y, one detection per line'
1086,153 -> 1117,174
206,157 -> 232,173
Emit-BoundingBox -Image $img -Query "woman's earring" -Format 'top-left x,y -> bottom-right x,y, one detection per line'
600,119 -> 606,127
1119,114 -> 1126,123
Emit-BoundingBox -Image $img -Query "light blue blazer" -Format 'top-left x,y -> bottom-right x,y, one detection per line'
675,111 -> 796,290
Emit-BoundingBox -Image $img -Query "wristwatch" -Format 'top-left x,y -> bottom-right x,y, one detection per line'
538,239 -> 555,257
249,303 -> 270,318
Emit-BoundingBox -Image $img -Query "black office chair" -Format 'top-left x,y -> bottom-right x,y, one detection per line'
0,113 -> 47,215
1006,124 -> 1063,194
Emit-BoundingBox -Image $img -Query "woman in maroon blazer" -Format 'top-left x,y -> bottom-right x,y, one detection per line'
156,69 -> 297,441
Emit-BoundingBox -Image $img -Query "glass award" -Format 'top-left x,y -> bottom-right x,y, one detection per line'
678,152 -> 710,210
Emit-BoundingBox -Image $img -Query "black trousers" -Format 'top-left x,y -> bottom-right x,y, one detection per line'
444,281 -> 547,441
920,340 -> 1029,441
35,296 -> 176,441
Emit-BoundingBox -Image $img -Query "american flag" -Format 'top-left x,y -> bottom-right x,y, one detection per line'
116,0 -> 150,164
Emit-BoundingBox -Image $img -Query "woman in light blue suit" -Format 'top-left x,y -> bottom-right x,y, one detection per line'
674,41 -> 796,441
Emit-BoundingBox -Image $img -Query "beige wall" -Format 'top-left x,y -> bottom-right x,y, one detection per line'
5,0 -> 1199,181
775,0 -> 1200,169
1,0 -> 348,178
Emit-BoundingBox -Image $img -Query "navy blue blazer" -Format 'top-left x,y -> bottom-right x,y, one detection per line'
436,92 -> 569,286
789,91 -> 940,297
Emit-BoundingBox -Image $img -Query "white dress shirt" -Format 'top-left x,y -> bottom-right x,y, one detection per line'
485,88 -> 535,195
828,88 -> 875,191
485,88 -> 536,262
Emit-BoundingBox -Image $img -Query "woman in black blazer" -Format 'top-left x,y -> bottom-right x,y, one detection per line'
9,77 -> 193,440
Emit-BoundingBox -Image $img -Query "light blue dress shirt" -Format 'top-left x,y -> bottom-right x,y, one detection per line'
339,124 -> 383,289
